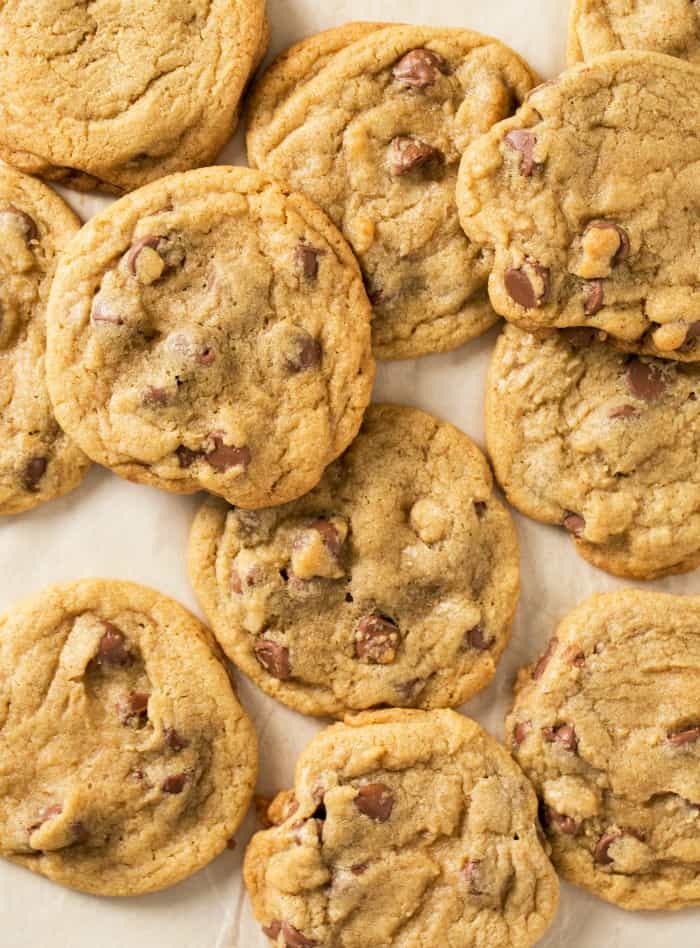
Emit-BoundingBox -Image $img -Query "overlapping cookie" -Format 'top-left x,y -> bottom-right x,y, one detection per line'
246,709 -> 559,946
0,166 -> 89,515
0,579 -> 257,896
458,52 -> 700,361
507,590 -> 700,911
189,404 -> 519,716
486,325 -> 700,579
0,1 -> 269,192
568,0 -> 700,64
247,24 -> 538,359
46,166 -> 374,509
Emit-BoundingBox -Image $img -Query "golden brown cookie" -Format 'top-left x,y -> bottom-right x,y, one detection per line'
188,404 -> 519,717
506,590 -> 700,911
46,166 -> 374,509
245,709 -> 559,947
0,579 -> 257,896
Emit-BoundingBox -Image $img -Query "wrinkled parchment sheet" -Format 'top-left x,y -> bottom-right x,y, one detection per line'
2,1 -> 699,945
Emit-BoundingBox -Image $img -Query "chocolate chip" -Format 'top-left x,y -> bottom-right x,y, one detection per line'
504,264 -> 549,308
161,773 -> 187,794
585,221 -> 630,265
22,456 -> 47,492
117,691 -> 149,726
561,327 -> 599,349
254,638 -> 291,680
197,347 -> 216,366
231,562 -> 263,595
626,359 -> 667,402
532,637 -> 558,680
512,721 -> 532,747
70,821 -> 90,845
287,332 -> 322,373
354,783 -> 394,821
462,859 -> 483,895
206,435 -> 251,473
308,518 -> 343,558
351,862 -> 368,875
297,244 -> 323,280
544,805 -> 578,835
176,445 -> 200,468
569,648 -> 586,667
91,298 -> 124,325
142,385 -> 169,407
354,614 -> 400,664
127,235 -> 161,275
281,922 -> 317,948
164,727 -> 188,752
95,623 -> 131,667
392,48 -> 445,87
668,726 -> 700,746
464,624 -> 493,651
0,205 -> 38,242
505,130 -> 539,176
607,403 -> 637,420
542,723 -> 578,752
680,321 -> 700,352
584,279 -> 604,315
389,136 -> 442,175
594,831 -> 621,865
563,512 -> 585,536
262,921 -> 282,940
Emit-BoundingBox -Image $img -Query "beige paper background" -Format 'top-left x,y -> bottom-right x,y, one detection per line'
1,1 -> 699,945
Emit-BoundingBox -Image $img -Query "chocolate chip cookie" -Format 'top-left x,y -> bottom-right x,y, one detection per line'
0,1 -> 268,193
245,709 -> 559,947
188,404 -> 519,717
247,24 -> 538,359
486,325 -> 700,580
506,589 -> 700,911
46,166 -> 374,509
0,578 -> 257,896
458,52 -> 700,361
568,0 -> 700,64
0,166 -> 90,515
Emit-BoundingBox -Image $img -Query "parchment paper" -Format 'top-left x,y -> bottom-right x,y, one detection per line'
2,2 -> 699,945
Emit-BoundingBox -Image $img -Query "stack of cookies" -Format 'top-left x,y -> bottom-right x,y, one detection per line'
1,3 -> 700,947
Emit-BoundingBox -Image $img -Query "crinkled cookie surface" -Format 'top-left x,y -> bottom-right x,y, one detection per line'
506,590 -> 700,910
486,325 -> 700,579
0,0 -> 268,192
189,404 -> 519,717
0,165 -> 89,515
0,579 -> 257,896
458,52 -> 700,361
46,166 -> 374,509
245,709 -> 559,947
247,24 -> 537,359
568,0 -> 700,64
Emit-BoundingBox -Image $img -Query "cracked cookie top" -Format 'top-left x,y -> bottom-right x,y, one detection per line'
0,165 -> 89,515
244,709 -> 559,948
486,325 -> 700,580
0,579 -> 257,896
0,0 -> 267,193
46,166 -> 374,509
568,0 -> 700,64
506,589 -> 700,910
188,404 -> 520,717
458,52 -> 700,361
246,24 -> 537,359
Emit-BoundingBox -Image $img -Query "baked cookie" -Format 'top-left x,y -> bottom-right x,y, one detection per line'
0,166 -> 89,515
46,166 -> 374,509
247,24 -> 538,359
188,404 -> 519,717
458,52 -> 700,361
0,1 -> 268,193
245,709 -> 559,947
486,325 -> 700,580
568,0 -> 700,64
0,578 -> 257,896
506,589 -> 700,911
